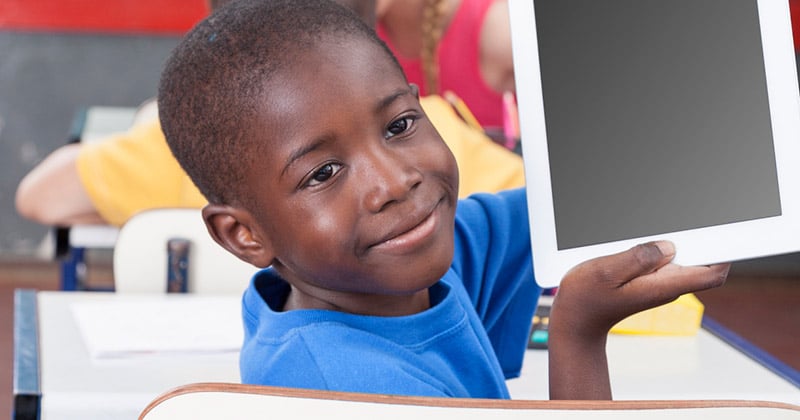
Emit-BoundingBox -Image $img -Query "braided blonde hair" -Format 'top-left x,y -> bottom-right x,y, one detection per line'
421,0 -> 447,94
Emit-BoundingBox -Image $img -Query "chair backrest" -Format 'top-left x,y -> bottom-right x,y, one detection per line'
138,382 -> 800,420
113,208 -> 258,294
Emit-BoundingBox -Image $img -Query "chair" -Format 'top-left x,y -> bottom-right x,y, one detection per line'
113,208 -> 258,294
56,106 -> 136,291
139,382 -> 800,420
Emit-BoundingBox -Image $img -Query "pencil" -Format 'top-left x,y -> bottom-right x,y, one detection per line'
502,91 -> 520,150
444,90 -> 483,132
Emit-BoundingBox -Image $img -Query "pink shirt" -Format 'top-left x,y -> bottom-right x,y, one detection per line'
378,0 -> 504,130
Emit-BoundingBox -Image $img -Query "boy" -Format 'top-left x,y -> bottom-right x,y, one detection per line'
158,0 -> 729,400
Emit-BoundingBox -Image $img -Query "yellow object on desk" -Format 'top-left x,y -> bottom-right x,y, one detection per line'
611,293 -> 704,336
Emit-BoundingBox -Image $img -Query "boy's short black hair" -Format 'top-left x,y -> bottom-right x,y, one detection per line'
158,0 -> 400,206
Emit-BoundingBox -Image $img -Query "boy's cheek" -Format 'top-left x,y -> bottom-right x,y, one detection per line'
440,145 -> 460,181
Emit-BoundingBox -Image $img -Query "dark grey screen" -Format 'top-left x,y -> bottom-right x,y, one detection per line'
533,0 -> 782,250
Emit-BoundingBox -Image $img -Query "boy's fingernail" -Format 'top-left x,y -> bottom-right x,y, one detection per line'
654,240 -> 675,257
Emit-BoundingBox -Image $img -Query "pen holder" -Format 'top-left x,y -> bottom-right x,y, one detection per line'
167,238 -> 191,293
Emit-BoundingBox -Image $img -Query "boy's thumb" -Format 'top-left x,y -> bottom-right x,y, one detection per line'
628,240 -> 676,275
589,240 -> 676,282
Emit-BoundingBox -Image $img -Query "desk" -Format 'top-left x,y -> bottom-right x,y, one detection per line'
16,290 -> 800,420
34,291 -> 240,420
507,327 -> 800,403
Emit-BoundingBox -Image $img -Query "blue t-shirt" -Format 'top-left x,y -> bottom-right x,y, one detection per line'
240,188 -> 541,398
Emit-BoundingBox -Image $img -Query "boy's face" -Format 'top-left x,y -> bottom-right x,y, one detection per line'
241,35 -> 459,305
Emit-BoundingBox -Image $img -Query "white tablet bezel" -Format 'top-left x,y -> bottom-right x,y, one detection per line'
508,0 -> 800,287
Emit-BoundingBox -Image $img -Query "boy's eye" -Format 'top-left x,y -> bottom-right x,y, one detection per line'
384,116 -> 416,138
306,162 -> 342,187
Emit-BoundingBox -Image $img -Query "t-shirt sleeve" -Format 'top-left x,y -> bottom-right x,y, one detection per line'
75,119 -> 206,226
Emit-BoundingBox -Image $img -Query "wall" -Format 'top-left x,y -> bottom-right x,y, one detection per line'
0,1 -> 205,257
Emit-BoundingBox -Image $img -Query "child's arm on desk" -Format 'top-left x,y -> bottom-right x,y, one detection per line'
15,143 -> 105,226
547,241 -> 730,400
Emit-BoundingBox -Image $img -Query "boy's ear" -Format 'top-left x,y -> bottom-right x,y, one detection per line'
202,204 -> 275,268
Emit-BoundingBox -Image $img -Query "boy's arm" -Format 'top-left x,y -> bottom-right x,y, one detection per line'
547,241 -> 730,400
15,143 -> 105,226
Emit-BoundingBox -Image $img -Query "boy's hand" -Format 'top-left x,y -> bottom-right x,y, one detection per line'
547,241 -> 730,400
555,241 -> 730,337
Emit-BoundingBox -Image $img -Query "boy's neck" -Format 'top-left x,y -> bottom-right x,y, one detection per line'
283,285 -> 432,317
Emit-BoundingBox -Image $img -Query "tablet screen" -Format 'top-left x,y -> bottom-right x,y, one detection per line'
509,0 -> 800,286
535,0 -> 781,250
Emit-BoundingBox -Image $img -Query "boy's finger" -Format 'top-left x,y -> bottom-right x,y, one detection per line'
573,241 -> 676,285
636,262 -> 730,299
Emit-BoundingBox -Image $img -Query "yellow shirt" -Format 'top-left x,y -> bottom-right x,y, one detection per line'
421,95 -> 526,197
76,120 -> 205,226
76,95 -> 526,226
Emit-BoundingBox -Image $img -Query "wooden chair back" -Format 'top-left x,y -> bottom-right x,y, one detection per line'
139,382 -> 800,420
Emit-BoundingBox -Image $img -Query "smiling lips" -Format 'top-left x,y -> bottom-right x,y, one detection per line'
370,204 -> 440,255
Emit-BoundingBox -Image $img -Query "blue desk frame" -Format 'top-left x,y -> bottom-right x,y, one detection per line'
13,289 -> 40,420
702,317 -> 800,388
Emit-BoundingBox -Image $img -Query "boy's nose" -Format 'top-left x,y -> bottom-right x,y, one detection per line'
362,149 -> 423,213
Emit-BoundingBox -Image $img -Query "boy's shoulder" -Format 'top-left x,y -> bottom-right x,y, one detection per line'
455,187 -> 527,218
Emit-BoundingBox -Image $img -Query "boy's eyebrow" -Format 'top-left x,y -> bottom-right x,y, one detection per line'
375,88 -> 414,113
281,137 -> 328,178
281,137 -> 325,177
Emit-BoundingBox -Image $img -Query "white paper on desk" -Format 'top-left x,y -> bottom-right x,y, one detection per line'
71,297 -> 243,359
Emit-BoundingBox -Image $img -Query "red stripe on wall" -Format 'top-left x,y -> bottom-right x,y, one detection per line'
0,0 -> 797,48
0,0 -> 209,34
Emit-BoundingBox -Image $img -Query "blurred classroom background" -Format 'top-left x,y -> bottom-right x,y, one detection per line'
0,0 -> 798,417
0,0 -> 209,415
0,0 -> 207,258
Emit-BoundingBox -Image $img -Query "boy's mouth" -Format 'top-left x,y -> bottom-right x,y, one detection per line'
368,200 -> 442,255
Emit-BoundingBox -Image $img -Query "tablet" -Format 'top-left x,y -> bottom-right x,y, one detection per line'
508,0 -> 800,287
